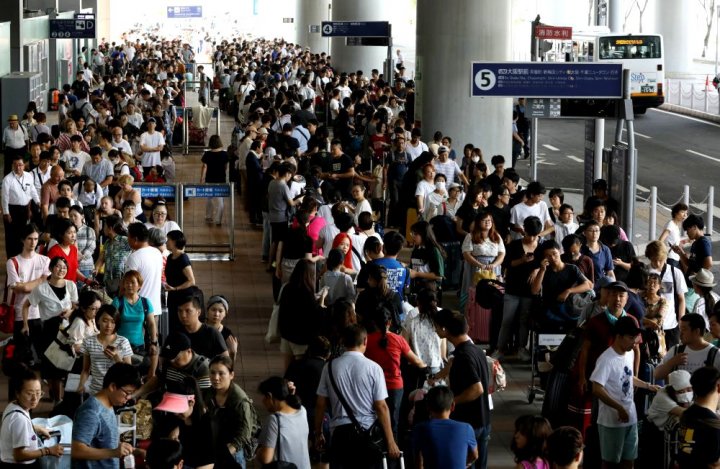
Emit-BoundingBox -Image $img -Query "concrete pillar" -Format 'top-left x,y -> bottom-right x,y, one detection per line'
416,0 -> 512,159
330,0 -> 390,77
608,0 -> 624,33
0,0 -> 24,71
655,0 -> 692,77
28,0 -> 59,14
295,0 -> 331,54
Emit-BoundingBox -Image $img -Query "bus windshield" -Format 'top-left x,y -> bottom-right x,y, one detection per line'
598,36 -> 662,60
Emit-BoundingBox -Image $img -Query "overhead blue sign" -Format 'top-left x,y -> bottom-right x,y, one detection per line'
321,21 -> 389,37
471,62 -> 623,98
184,185 -> 231,198
167,6 -> 202,18
136,185 -> 176,199
49,16 -> 95,39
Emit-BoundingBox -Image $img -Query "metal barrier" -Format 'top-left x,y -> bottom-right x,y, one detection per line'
646,184 -> 716,240
133,182 -> 235,261
178,183 -> 235,261
178,106 -> 221,155
665,78 -> 720,114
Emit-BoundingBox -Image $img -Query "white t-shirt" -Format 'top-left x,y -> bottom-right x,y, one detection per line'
62,149 -> 91,175
125,246 -> 164,316
320,224 -> 341,258
648,263 -> 688,330
663,220 -> 683,262
461,234 -> 506,258
354,199 -> 372,226
140,131 -> 165,168
0,403 -> 39,463
661,343 -> 720,375
693,291 -> 720,329
510,201 -> 551,239
415,180 -> 436,203
6,254 -> 50,321
406,140 -> 428,161
590,346 -> 637,428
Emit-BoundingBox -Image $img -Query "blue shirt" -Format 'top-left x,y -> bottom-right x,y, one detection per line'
372,258 -> 409,301
412,419 -> 476,469
690,235 -> 712,274
113,296 -> 153,347
71,396 -> 119,469
581,243 -> 614,286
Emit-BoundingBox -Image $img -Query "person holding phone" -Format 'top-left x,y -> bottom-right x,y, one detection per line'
78,304 -> 133,395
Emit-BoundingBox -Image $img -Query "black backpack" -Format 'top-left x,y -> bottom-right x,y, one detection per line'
70,101 -> 89,122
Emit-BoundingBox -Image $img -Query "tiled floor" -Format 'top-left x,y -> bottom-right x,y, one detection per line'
0,96 -> 545,468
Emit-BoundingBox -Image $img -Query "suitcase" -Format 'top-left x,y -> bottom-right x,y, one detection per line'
635,360 -> 656,420
440,241 -> 462,290
541,369 -> 571,429
382,451 -> 405,469
467,288 -> 491,344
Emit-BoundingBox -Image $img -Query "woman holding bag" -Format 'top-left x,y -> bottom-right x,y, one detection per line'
257,376 -> 310,469
21,256 -> 78,404
460,211 -> 505,313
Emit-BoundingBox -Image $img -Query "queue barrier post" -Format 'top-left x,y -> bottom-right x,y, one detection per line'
649,186 -> 657,242
708,186 -> 715,237
683,185 -> 690,208
177,183 -> 235,261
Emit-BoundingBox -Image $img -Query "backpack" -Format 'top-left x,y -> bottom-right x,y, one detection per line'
673,344 -> 719,371
70,101 -> 89,122
486,354 -> 506,393
118,296 -> 150,317
130,165 -> 143,182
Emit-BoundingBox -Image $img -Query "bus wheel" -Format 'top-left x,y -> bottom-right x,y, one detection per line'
635,107 -> 647,115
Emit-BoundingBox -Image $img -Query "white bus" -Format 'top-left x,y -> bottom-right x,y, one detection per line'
551,31 -> 664,114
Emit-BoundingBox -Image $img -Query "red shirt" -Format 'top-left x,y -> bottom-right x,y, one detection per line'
47,244 -> 79,282
365,331 -> 410,390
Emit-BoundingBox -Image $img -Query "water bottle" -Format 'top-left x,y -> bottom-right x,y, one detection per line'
123,454 -> 135,469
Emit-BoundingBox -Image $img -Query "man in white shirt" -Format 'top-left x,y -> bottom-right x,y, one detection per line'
7,224 -> 50,362
554,203 -> 579,245
510,181 -> 554,240
125,223 -> 164,321
3,114 -> 27,175
139,118 -> 165,176
61,135 -> 91,178
406,128 -> 428,162
110,126 -> 132,156
2,153 -> 40,257
30,151 -> 51,196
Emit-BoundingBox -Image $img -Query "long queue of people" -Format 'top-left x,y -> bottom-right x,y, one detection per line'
1,27 -> 719,469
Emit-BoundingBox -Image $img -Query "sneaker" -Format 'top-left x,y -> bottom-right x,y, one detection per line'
490,351 -> 504,361
518,348 -> 531,362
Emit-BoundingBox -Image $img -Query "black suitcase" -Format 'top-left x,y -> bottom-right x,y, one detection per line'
541,369 -> 571,429
440,241 -> 462,290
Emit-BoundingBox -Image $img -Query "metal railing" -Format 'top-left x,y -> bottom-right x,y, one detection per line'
665,78 -> 720,114
645,184 -> 716,240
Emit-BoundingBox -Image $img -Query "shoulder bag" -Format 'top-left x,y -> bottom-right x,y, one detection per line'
0,258 -> 19,334
327,359 -> 386,460
265,285 -> 285,344
261,414 -> 298,469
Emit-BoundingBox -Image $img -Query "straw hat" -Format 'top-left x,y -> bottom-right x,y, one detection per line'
7,114 -> 18,122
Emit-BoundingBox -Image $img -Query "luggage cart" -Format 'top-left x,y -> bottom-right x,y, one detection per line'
527,331 -> 565,404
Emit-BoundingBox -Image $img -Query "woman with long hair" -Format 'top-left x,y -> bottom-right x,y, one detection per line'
510,415 -> 551,469
279,260 -> 321,366
69,205 -> 96,290
22,256 -> 78,402
330,232 -> 356,275
355,263 -> 403,333
200,134 -> 229,226
47,218 -> 94,286
203,355 -> 259,468
256,376 -> 311,469
410,220 -> 446,296
460,211 -> 505,312
454,184 -> 485,238
363,307 -> 426,436
65,289 -> 101,362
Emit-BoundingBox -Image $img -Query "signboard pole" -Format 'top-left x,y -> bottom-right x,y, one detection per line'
386,24 -> 393,87
530,33 -> 539,182
594,119 -> 604,180
623,69 -> 637,240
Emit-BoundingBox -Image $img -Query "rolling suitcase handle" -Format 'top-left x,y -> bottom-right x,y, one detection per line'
382,451 -> 405,469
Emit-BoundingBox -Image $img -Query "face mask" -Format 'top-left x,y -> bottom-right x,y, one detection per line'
471,156 -> 480,163
676,391 -> 693,404
435,181 -> 446,191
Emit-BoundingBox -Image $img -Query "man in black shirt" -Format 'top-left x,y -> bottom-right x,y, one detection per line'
531,240 -> 594,315
677,366 -> 720,468
432,309 -> 491,469
321,139 -> 355,199
177,295 -> 228,360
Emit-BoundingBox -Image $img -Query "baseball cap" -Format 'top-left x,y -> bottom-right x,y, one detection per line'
448,182 -> 462,191
161,332 -> 192,360
613,315 -> 641,336
154,392 -> 194,414
147,117 -> 156,123
438,145 -> 449,153
257,127 -> 268,135
607,280 -> 629,292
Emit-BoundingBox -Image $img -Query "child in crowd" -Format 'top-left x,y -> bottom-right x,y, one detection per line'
511,415 -> 552,469
319,249 -> 356,307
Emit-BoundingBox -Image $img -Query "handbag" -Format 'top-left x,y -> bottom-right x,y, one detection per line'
261,414 -> 298,469
0,258 -> 19,334
472,268 -> 496,286
265,285 -> 285,344
43,320 -> 76,371
327,359 -> 386,460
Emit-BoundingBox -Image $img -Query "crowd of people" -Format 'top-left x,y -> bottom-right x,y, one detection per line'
0,25 -> 718,469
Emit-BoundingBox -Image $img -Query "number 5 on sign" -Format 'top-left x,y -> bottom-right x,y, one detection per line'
474,69 -> 496,91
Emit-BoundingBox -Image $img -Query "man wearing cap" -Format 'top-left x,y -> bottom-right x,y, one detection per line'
574,281 -> 641,435
2,153 -> 40,257
132,331 -> 212,401
3,114 -> 27,175
655,313 -> 720,381
434,145 -> 468,188
82,147 -> 114,196
139,117 -> 165,177
676,366 -> 720,468
590,316 -> 658,468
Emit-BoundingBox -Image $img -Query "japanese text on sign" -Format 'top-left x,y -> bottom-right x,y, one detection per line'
534,26 -> 572,40
184,185 -> 231,198
136,185 -> 176,198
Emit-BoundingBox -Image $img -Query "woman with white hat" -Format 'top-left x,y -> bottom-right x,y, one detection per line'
690,268 -> 719,330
